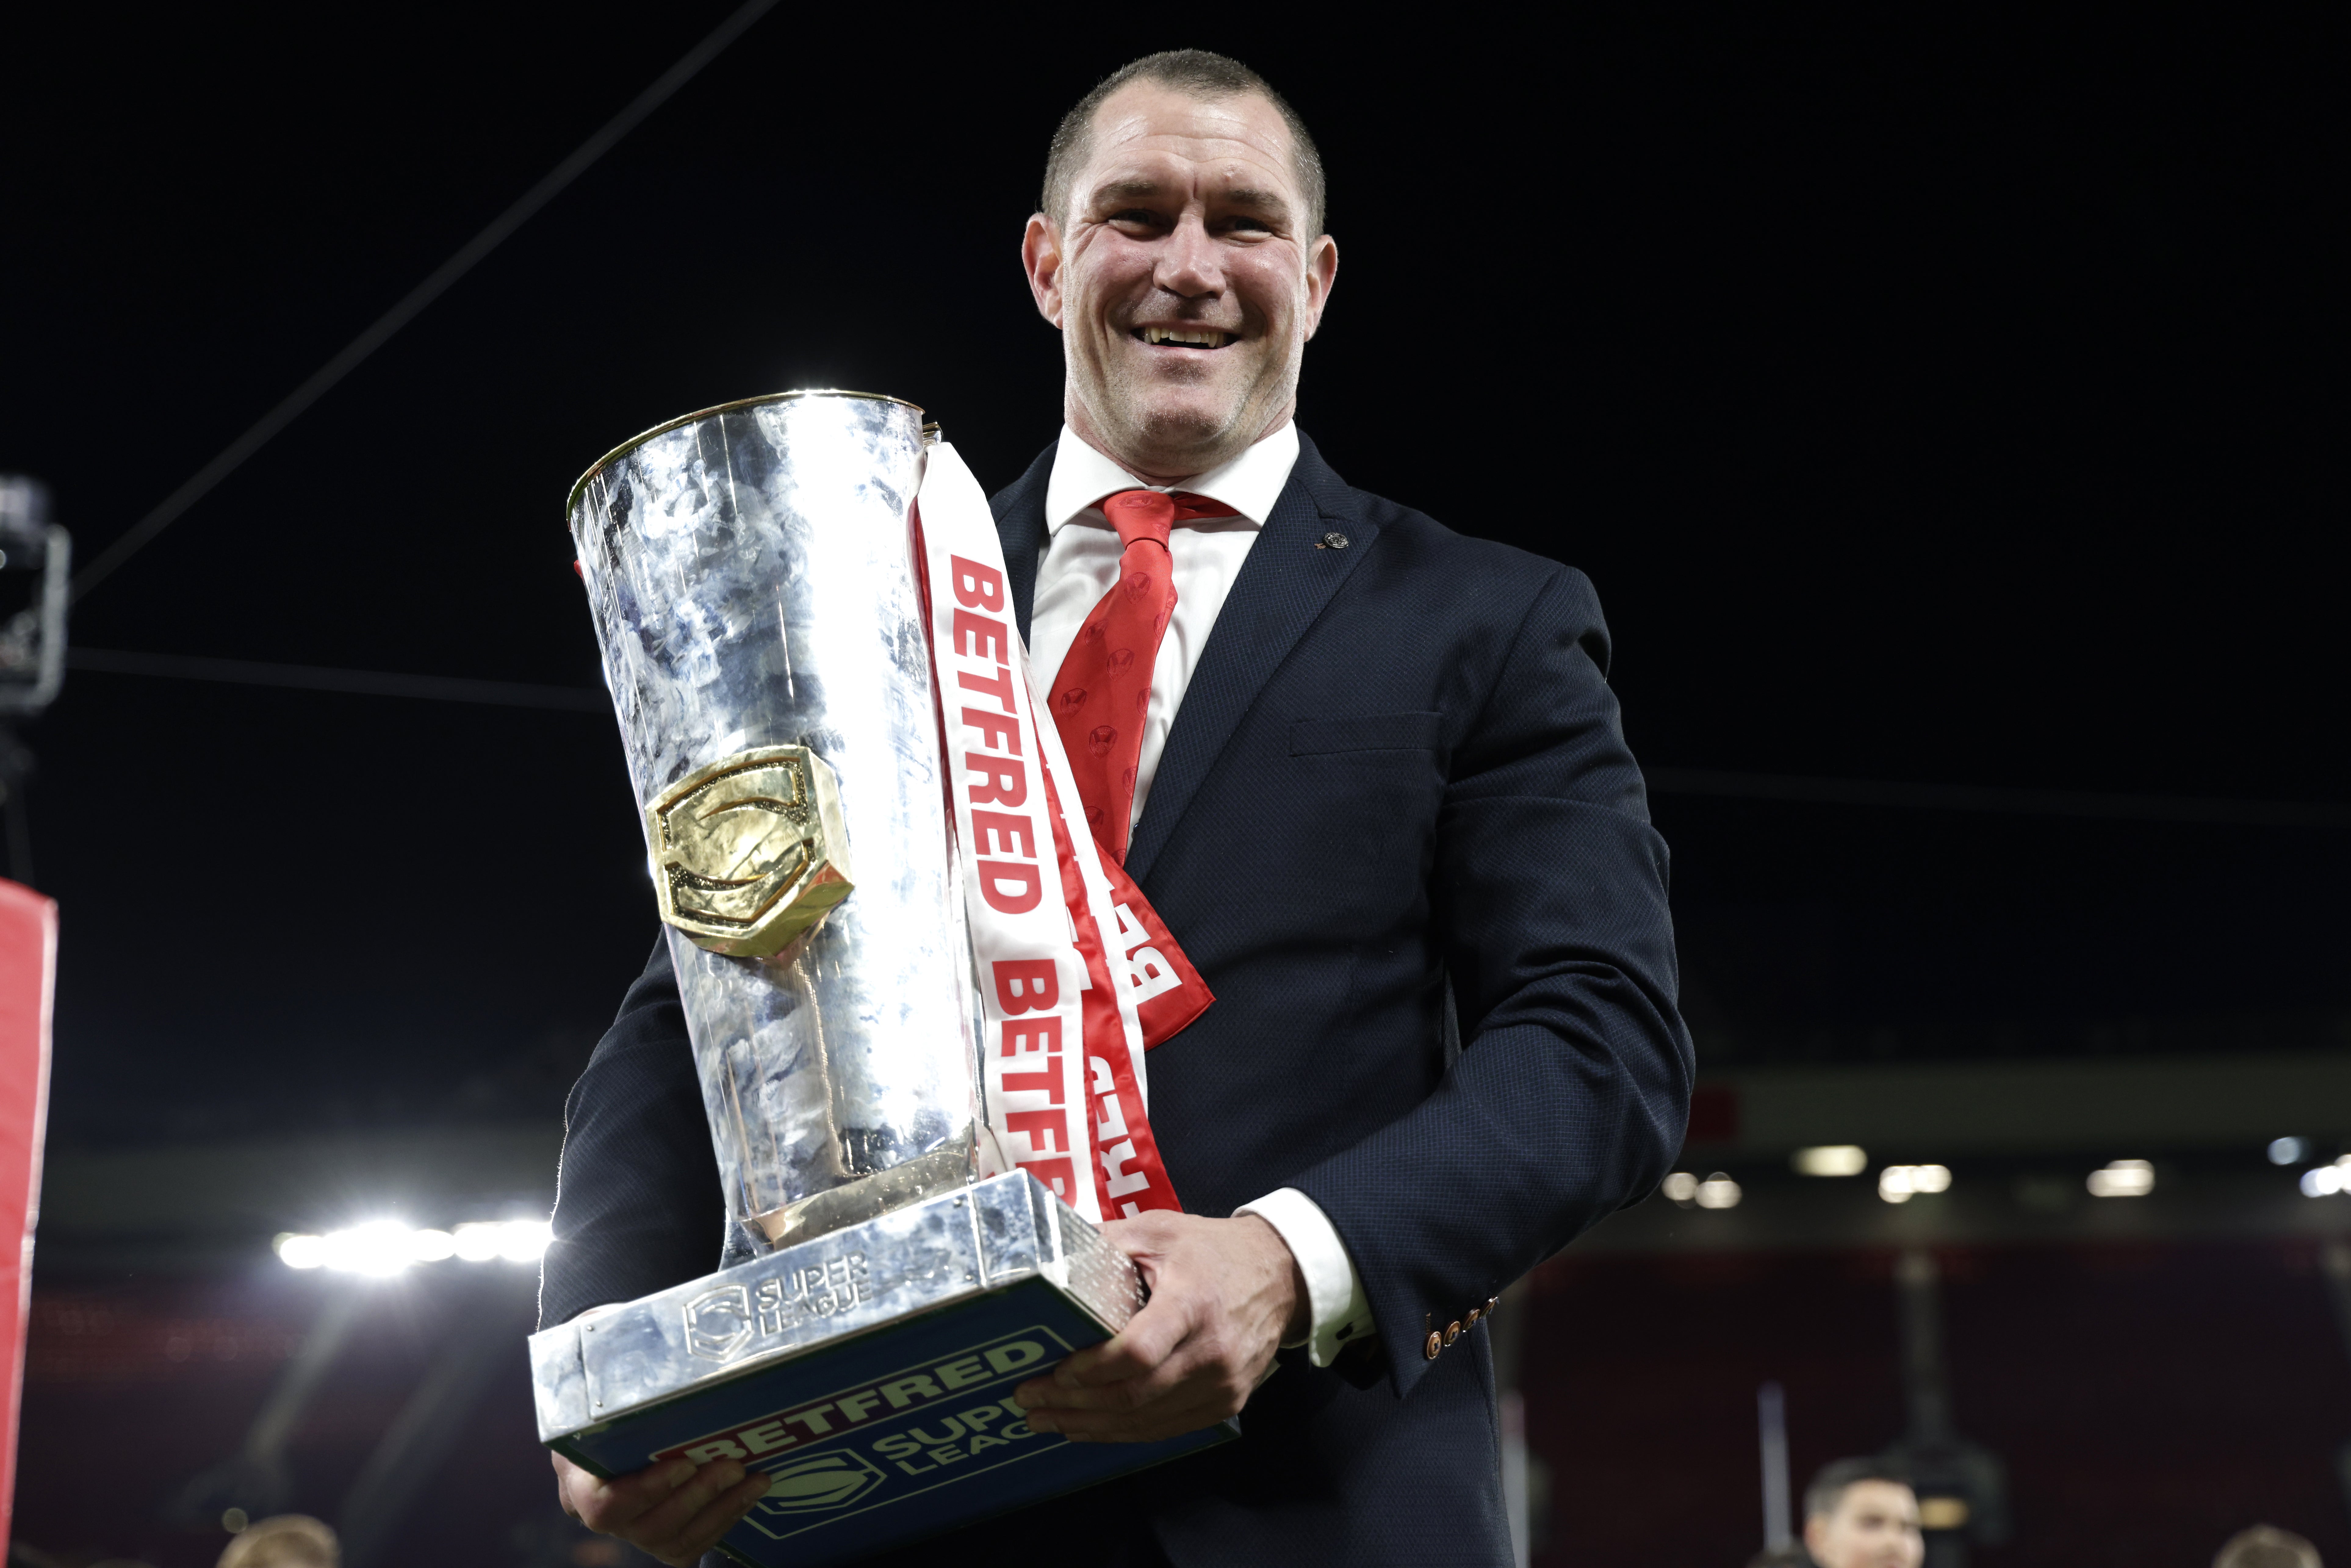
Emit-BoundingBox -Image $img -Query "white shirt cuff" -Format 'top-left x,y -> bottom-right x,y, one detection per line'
1233,1187 -> 1373,1368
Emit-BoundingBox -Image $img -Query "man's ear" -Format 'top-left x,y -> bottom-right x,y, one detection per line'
1300,232 -> 1340,342
1022,214 -> 1065,330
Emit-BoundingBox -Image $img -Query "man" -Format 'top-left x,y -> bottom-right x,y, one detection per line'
1802,1460 -> 1925,1568
217,1515 -> 339,1568
544,49 -> 1691,1566
2214,1525 -> 2324,1568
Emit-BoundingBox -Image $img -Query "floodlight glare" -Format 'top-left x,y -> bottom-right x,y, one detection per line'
271,1216 -> 551,1271
274,1233 -> 326,1269
2269,1137 -> 2309,1166
498,1219 -> 554,1263
322,1221 -> 417,1276
1694,1174 -> 1743,1209
1791,1145 -> 1868,1177
452,1222 -> 504,1261
1877,1164 -> 1951,1203
2302,1167 -> 2345,1198
2086,1159 -> 2155,1198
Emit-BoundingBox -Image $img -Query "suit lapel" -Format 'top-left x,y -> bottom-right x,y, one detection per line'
1125,436 -> 1378,883
989,441 -> 1055,642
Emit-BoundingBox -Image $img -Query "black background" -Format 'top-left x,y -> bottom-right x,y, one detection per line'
2,7 -> 2344,1149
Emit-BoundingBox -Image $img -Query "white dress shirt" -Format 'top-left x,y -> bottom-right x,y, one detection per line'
1028,422 -> 1374,1368
1031,423 -> 1293,832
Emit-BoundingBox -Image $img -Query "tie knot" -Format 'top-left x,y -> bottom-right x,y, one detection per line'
1101,490 -> 1175,550
1100,488 -> 1237,550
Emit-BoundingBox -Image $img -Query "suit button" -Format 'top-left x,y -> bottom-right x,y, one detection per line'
1445,1321 -> 1462,1345
1466,1307 -> 1481,1327
1424,1331 -> 1443,1361
1486,1296 -> 1500,1315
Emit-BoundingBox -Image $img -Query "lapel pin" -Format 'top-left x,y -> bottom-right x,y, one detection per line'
1317,531 -> 1350,550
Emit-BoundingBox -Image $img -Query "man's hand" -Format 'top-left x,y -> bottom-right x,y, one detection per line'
1013,1211 -> 1305,1443
552,1451 -> 770,1566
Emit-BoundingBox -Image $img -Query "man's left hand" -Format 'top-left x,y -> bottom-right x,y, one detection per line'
1013,1211 -> 1305,1443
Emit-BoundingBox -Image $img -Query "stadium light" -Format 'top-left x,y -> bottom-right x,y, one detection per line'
2086,1159 -> 2155,1198
273,1218 -> 551,1273
1694,1173 -> 1743,1209
1878,1164 -> 1951,1204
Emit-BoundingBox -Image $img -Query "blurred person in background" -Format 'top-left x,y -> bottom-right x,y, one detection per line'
216,1514 -> 338,1568
1802,1458 -> 1921,1568
2216,1524 -> 2322,1568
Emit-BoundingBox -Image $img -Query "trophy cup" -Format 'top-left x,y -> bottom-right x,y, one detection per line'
528,391 -> 1227,1566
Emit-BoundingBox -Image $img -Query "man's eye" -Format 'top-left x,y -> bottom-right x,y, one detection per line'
1108,209 -> 1162,227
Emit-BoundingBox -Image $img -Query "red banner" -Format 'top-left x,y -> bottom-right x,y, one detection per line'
1093,851 -> 1210,1050
0,879 -> 56,1549
913,443 -> 1190,1221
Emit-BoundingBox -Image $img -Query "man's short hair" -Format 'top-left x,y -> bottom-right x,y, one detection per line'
218,1514 -> 339,1568
2214,1525 -> 2322,1568
1041,49 -> 1327,237
1804,1456 -> 1914,1522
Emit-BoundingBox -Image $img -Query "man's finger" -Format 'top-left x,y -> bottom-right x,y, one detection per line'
1022,1292 -> 1193,1401
1098,1213 -> 1180,1254
646,1469 -> 774,1562
1024,1332 -> 1237,1426
1023,1337 -> 1208,1414
1061,1322 -> 1180,1386
1028,1383 -> 1237,1444
619,1458 -> 751,1543
556,1453 -> 694,1531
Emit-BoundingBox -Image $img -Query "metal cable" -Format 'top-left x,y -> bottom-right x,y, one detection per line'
66,0 -> 780,605
67,646 -> 602,711
1645,765 -> 2351,829
64,648 -> 2351,827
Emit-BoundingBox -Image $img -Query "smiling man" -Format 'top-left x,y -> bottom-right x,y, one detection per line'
544,49 -> 1692,1567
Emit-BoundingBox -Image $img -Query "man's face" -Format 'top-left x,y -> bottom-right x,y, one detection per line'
1023,80 -> 1338,479
1805,1481 -> 1925,1568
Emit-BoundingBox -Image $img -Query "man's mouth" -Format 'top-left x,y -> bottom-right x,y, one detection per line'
1133,326 -> 1234,349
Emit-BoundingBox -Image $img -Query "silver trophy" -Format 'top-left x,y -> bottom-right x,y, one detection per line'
531,392 -> 1228,1566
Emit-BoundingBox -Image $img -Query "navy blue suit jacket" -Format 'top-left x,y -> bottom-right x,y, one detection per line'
542,434 -> 1694,1567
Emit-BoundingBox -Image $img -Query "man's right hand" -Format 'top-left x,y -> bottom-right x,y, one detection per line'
552,1450 -> 771,1566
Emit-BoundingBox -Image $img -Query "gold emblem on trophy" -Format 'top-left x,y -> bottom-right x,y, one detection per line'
646,745 -> 853,958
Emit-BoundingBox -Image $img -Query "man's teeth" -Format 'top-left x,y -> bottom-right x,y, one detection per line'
1141,326 -> 1231,348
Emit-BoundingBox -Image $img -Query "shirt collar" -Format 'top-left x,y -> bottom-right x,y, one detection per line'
1042,421 -> 1302,535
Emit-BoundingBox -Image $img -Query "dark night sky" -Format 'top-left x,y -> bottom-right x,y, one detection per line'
1,8 -> 2343,1148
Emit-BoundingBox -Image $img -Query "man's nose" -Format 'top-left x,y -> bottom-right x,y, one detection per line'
1152,214 -> 1225,298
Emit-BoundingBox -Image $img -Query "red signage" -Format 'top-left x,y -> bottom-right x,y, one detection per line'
0,879 -> 56,1550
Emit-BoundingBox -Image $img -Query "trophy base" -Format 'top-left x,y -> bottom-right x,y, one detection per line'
530,1172 -> 1235,1566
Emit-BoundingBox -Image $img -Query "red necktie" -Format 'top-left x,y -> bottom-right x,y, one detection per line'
1047,488 -> 1237,865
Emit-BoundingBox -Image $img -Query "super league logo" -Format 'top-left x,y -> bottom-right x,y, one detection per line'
682,1284 -> 755,1362
645,744 -> 854,959
756,1451 -> 886,1514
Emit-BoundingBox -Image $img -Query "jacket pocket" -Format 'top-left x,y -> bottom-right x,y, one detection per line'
1288,710 -> 1446,756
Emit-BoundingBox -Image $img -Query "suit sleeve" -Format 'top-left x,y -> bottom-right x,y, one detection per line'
1290,566 -> 1694,1397
538,933 -> 728,1329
